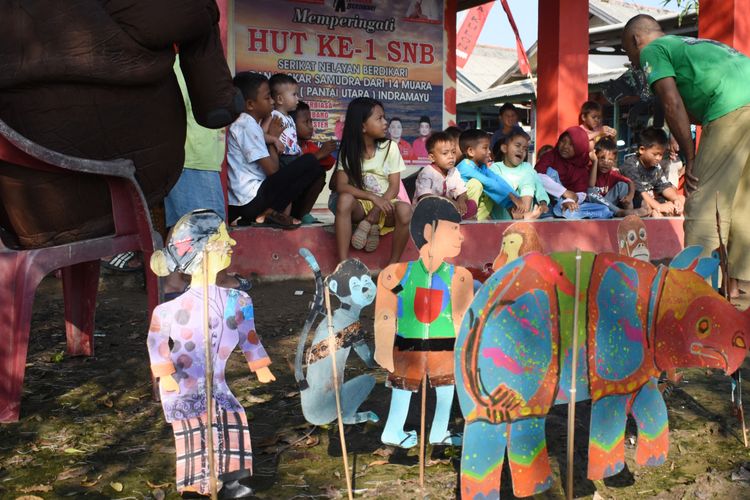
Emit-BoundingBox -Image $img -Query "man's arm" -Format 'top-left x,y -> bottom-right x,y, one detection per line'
652,77 -> 698,191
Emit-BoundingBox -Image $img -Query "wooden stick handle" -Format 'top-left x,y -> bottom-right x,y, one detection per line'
566,249 -> 582,500
324,287 -> 354,500
202,251 -> 218,500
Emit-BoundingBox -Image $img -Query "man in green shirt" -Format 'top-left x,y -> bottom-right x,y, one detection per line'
622,14 -> 750,295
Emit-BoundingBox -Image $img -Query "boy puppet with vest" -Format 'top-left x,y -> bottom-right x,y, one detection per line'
374,196 -> 474,448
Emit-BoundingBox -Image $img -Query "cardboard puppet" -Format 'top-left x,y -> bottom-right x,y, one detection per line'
148,209 -> 274,498
455,246 -> 750,499
617,215 -> 650,261
492,222 -> 545,271
375,196 -> 474,448
295,249 -> 379,425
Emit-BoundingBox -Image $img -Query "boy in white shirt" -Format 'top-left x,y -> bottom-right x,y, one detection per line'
227,72 -> 324,228
415,131 -> 476,219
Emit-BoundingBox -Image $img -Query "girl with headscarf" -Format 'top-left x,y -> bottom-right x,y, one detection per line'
534,127 -> 613,219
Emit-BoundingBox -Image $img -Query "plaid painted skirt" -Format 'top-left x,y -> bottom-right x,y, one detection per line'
172,405 -> 253,495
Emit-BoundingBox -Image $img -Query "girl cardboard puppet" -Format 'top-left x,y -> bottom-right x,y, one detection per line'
375,196 -> 474,448
148,209 -> 275,498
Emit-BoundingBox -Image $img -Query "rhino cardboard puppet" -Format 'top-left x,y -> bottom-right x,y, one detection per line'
455,246 -> 750,499
0,0 -> 241,248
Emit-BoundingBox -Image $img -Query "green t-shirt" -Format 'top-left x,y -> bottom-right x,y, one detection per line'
640,35 -> 750,124
174,57 -> 226,171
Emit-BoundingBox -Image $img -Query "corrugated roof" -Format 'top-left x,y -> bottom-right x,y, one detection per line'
459,67 -> 628,106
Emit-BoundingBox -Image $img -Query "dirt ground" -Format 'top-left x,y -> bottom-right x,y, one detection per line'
1,270 -> 750,500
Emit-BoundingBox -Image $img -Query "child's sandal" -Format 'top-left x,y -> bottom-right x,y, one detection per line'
351,220 -> 372,250
364,223 -> 380,252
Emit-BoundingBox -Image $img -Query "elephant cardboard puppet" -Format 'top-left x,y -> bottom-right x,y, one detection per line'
295,249 -> 379,426
147,209 -> 274,498
455,246 -> 750,499
0,0 -> 241,248
375,196 -> 474,448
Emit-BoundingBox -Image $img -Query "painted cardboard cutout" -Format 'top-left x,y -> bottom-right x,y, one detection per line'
147,209 -> 275,497
296,250 -> 379,425
375,196 -> 474,448
492,222 -> 545,271
617,215 -> 650,261
455,247 -> 750,499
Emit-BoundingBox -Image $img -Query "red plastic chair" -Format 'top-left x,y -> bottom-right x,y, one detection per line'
0,118 -> 160,422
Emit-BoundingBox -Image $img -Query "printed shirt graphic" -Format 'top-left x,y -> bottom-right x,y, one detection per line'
640,35 -> 750,124
591,168 -> 630,197
337,140 -> 405,196
621,155 -> 673,196
271,110 -> 302,156
414,165 -> 468,201
147,286 -> 271,423
396,260 -> 455,340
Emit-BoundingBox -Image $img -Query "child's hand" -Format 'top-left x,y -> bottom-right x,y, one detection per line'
538,202 -> 549,214
160,375 -> 180,394
274,138 -> 284,154
268,115 -> 284,138
255,366 -> 276,384
658,201 -> 675,215
561,199 -> 579,212
456,198 -> 467,216
589,150 -> 598,164
561,190 -> 577,201
318,140 -> 337,157
371,195 -> 394,216
619,192 -> 634,205
602,126 -> 617,138
509,193 -> 524,210
672,196 -> 685,215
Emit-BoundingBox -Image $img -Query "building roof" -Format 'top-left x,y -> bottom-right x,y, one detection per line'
486,0 -> 679,87
457,44 -> 517,102
459,67 -> 629,107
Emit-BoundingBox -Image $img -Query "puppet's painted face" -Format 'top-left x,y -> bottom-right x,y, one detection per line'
349,274 -> 377,307
428,219 -> 463,259
205,224 -> 236,274
618,216 -> 649,261
501,233 -> 524,263
654,268 -> 749,375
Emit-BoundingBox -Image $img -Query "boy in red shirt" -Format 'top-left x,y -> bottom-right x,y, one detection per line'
588,138 -> 648,217
292,101 -> 337,170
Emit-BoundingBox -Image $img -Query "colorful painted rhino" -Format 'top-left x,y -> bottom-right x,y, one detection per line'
455,248 -> 750,499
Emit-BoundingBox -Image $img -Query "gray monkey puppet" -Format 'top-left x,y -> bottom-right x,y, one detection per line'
296,250 -> 379,425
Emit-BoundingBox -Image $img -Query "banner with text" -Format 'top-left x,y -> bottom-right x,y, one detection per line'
234,0 -> 445,165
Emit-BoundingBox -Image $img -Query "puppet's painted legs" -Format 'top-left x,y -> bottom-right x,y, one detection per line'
507,417 -> 554,496
630,378 -> 669,467
429,385 -> 461,445
587,394 -> 628,479
460,420 -> 507,500
341,374 -> 379,424
381,388 -> 417,448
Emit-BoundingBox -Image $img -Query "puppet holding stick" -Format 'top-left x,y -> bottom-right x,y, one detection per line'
375,196 -> 474,449
148,209 -> 275,498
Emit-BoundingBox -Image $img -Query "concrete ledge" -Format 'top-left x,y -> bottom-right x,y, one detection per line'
227,218 -> 685,280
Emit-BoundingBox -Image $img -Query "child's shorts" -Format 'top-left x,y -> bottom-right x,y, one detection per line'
357,198 -> 402,235
386,345 -> 455,392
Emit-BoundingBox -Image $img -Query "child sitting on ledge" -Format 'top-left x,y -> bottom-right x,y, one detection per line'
456,129 -> 522,221
414,131 -> 476,219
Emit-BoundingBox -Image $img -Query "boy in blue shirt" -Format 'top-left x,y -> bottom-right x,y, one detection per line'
456,129 -> 521,221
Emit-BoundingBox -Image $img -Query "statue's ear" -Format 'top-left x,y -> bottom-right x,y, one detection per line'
328,279 -> 338,295
150,250 -> 170,277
